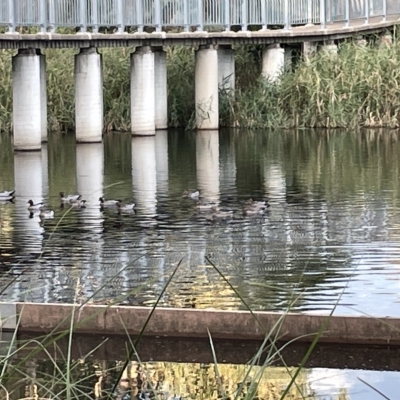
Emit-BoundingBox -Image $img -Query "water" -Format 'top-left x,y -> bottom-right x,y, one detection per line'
1,129 -> 400,316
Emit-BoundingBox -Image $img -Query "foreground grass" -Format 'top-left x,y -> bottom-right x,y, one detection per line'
0,37 -> 399,132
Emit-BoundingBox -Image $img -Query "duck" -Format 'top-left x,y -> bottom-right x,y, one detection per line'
60,192 -> 82,203
208,206 -> 233,220
99,197 -> 121,207
196,201 -> 218,211
27,200 -> 44,211
183,190 -> 200,200
0,190 -> 15,200
116,201 -> 135,213
243,198 -> 270,216
39,209 -> 54,219
70,199 -> 87,208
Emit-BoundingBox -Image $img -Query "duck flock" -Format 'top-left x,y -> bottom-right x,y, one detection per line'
0,189 -> 270,222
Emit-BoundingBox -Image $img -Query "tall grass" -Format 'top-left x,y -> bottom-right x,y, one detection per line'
0,38 -> 398,133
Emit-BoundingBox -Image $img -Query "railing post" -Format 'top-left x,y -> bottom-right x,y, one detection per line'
39,0 -> 47,33
7,0 -> 15,33
224,0 -> 230,31
241,0 -> 248,31
283,0 -> 290,30
79,0 -> 87,32
48,0 -> 55,33
319,0 -> 326,29
92,0 -> 99,33
183,0 -> 189,31
117,0 -> 125,33
364,0 -> 369,24
155,0 -> 162,32
307,0 -> 312,25
136,0 -> 144,32
382,0 -> 387,22
261,0 -> 267,29
344,0 -> 349,27
197,0 -> 203,31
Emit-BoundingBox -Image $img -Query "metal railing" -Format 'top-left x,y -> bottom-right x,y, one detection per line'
0,0 -> 398,33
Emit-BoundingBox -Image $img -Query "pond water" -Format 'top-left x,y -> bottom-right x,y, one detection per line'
1,129 -> 400,316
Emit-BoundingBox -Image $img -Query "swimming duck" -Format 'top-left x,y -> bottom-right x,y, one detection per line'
196,201 -> 218,211
99,197 -> 121,207
27,200 -> 44,211
243,198 -> 270,216
116,201 -> 135,212
60,192 -> 82,203
208,206 -> 233,220
39,209 -> 54,219
70,199 -> 87,208
183,190 -> 200,200
0,190 -> 15,200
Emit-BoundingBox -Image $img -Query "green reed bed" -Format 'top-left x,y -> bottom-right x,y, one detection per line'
0,38 -> 399,133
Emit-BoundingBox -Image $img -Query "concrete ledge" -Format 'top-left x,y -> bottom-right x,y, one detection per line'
0,16 -> 398,48
4,302 -> 400,345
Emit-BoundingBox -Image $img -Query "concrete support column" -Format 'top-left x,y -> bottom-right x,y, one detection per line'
302,41 -> 317,61
75,47 -> 103,143
154,47 -> 168,130
218,45 -> 235,92
322,40 -> 338,57
131,46 -> 155,136
379,34 -> 392,48
12,49 -> 45,150
355,36 -> 367,47
262,44 -> 285,83
39,52 -> 47,143
195,45 -> 219,130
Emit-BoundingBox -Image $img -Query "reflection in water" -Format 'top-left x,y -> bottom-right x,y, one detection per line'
131,136 -> 157,216
12,151 -> 44,300
6,353 -> 400,400
196,130 -> 220,204
2,130 -> 400,315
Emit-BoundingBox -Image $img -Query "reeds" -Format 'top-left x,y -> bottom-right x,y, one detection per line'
0,38 -> 398,133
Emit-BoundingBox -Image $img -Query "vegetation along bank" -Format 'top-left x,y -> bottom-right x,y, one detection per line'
0,35 -> 398,133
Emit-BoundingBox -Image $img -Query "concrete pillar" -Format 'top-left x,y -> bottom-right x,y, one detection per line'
39,52 -> 47,143
218,45 -> 235,92
196,130 -> 220,204
76,143 -> 104,233
379,34 -> 392,48
302,41 -> 317,61
131,46 -> 155,136
195,45 -> 219,130
75,47 -> 103,143
322,40 -> 338,56
12,49 -> 44,150
262,44 -> 285,83
131,136 -> 157,216
154,48 -> 168,130
355,36 -> 367,47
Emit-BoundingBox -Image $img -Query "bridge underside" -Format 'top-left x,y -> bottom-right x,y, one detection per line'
0,16 -> 398,49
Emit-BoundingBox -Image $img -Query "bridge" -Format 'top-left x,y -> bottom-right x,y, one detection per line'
4,0 -> 400,150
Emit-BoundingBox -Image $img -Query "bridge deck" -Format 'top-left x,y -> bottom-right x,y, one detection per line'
0,15 -> 398,49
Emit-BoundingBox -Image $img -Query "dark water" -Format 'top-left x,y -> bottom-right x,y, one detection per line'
1,129 -> 400,316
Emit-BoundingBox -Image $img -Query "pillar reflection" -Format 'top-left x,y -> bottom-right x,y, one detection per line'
76,142 -> 104,233
196,130 -> 220,204
155,130 -> 169,198
131,136 -> 157,217
13,151 -> 44,253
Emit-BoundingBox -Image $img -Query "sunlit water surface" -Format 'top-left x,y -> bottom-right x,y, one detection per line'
1,129 -> 400,316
